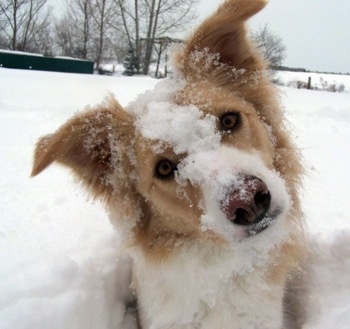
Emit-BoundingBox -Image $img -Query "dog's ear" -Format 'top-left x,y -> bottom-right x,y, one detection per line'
31,97 -> 134,200
181,0 -> 267,77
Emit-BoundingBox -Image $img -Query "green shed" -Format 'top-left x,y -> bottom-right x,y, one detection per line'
0,51 -> 94,74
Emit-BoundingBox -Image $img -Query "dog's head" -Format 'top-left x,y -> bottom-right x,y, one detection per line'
32,0 -> 303,265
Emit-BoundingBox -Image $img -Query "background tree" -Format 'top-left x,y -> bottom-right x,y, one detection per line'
0,0 -> 52,53
54,0 -> 93,59
112,0 -> 143,69
123,47 -> 138,75
55,0 -> 117,67
113,0 -> 198,75
251,24 -> 286,68
90,0 -> 116,69
142,0 -> 198,74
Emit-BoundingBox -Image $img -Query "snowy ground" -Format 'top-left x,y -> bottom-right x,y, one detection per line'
275,70 -> 350,92
1,68 -> 350,328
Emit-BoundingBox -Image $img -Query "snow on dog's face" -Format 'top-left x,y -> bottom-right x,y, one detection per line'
32,0 -> 303,266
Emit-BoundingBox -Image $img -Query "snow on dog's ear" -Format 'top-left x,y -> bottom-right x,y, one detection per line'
179,0 -> 267,79
31,97 -> 134,200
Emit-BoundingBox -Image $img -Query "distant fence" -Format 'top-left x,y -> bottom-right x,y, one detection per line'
0,51 -> 94,74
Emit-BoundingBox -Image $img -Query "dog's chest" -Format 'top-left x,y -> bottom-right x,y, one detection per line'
130,245 -> 285,329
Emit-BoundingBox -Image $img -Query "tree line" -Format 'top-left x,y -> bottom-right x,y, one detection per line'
0,0 -> 199,74
0,0 -> 286,75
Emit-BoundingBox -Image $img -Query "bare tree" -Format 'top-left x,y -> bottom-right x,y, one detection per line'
112,0 -> 144,71
55,0 -> 116,67
90,0 -> 116,69
143,0 -> 199,74
251,24 -> 286,68
0,0 -> 52,53
54,0 -> 93,59
113,0 -> 198,75
27,13 -> 52,55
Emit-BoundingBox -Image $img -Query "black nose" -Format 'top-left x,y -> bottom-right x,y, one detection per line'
221,175 -> 271,226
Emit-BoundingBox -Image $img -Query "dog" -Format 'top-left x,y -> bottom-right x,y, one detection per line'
32,0 -> 304,328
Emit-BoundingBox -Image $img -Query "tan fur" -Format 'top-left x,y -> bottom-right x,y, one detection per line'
31,97 -> 134,199
32,0 -> 304,326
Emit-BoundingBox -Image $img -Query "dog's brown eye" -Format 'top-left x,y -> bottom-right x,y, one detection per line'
220,112 -> 240,131
156,160 -> 176,179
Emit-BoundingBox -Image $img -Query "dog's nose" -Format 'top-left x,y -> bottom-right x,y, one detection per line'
222,175 -> 271,226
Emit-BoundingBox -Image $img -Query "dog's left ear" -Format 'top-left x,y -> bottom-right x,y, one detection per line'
181,0 -> 267,76
31,97 -> 134,200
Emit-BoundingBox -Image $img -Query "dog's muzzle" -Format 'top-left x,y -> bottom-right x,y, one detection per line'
221,175 -> 273,235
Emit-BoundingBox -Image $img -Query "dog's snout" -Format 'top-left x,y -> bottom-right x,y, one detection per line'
222,176 -> 271,227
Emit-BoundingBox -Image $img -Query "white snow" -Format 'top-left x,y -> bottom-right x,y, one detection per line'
1,67 -> 350,328
179,147 -> 292,246
275,71 -> 350,92
135,104 -> 220,155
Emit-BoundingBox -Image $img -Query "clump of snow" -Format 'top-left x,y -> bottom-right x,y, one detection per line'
127,76 -> 186,117
135,102 -> 220,155
175,146 -> 291,261
177,147 -> 289,213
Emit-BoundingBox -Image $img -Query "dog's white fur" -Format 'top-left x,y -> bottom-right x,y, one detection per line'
32,1 -> 304,328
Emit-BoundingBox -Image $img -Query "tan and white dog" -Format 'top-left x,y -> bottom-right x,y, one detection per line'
32,0 -> 304,328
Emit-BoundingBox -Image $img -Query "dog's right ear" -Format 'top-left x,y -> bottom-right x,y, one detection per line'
31,97 -> 134,200
179,0 -> 268,79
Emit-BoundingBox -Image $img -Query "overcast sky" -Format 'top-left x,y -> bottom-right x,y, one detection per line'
48,0 -> 350,73
196,0 -> 350,73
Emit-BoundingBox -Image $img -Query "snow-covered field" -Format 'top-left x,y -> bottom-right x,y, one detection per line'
275,70 -> 350,92
1,68 -> 350,328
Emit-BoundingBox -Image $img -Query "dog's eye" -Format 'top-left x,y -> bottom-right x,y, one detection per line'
220,112 -> 240,131
155,160 -> 177,179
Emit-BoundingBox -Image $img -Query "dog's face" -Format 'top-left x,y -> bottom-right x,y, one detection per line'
129,79 -> 290,247
32,0 -> 303,264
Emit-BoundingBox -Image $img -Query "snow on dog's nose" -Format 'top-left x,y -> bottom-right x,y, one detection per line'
177,147 -> 291,241
221,175 -> 271,226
